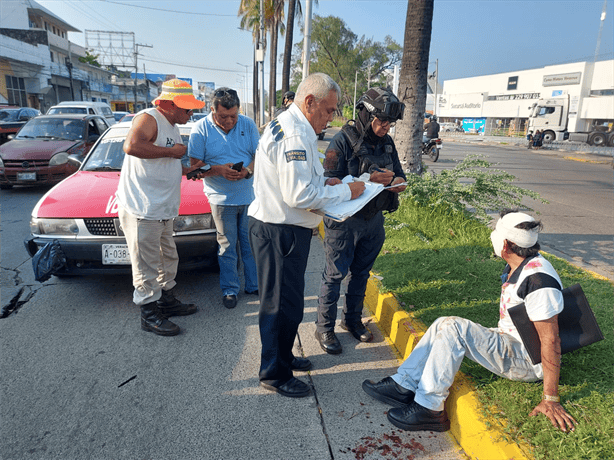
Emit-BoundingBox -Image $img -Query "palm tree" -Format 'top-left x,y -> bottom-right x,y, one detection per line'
280,0 -> 297,95
394,0 -> 434,174
238,0 -> 262,124
267,0 -> 285,116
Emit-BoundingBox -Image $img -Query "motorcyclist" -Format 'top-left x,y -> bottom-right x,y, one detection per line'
314,87 -> 407,355
424,115 -> 440,143
274,91 -> 295,117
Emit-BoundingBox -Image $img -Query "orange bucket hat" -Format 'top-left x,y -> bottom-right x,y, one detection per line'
153,79 -> 205,110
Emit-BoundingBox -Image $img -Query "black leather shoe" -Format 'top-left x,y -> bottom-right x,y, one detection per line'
260,377 -> 312,398
290,357 -> 312,371
387,401 -> 450,432
140,302 -> 180,336
244,289 -> 259,295
315,330 -> 342,355
362,377 -> 415,407
157,288 -> 197,317
222,294 -> 237,309
340,321 -> 373,342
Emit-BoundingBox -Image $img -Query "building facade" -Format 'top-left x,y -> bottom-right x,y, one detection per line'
437,60 -> 614,136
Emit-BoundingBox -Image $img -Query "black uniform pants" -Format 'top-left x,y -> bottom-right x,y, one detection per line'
248,217 -> 312,386
316,212 -> 385,332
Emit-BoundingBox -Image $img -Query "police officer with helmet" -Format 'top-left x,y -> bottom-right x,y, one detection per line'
315,87 -> 407,354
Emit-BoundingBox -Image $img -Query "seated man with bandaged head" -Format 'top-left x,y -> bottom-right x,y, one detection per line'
362,209 -> 577,433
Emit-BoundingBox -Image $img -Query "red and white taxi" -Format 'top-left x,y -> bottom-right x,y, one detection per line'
25,122 -> 218,275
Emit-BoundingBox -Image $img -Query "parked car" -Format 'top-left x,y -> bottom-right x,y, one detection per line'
24,122 -> 218,275
189,112 -> 208,122
0,114 -> 110,189
47,101 -> 116,126
118,113 -> 136,123
0,106 -> 41,145
440,122 -> 463,133
113,111 -> 130,122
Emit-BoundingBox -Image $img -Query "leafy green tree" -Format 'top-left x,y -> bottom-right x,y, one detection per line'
292,15 -> 401,110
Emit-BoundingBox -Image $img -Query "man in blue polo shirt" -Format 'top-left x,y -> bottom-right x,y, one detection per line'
188,88 -> 259,309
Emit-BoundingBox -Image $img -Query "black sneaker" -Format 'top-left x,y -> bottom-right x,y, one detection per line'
340,321 -> 373,342
362,377 -> 415,407
387,401 -> 450,432
222,294 -> 237,309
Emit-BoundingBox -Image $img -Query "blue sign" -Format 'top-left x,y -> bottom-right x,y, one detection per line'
462,118 -> 486,133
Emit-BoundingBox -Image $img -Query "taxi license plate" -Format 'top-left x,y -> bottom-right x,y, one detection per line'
17,172 -> 36,181
102,244 -> 131,265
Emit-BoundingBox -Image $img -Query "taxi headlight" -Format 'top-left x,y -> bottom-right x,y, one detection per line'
30,218 -> 78,236
173,214 -> 214,232
49,152 -> 69,166
0,157 -> 4,168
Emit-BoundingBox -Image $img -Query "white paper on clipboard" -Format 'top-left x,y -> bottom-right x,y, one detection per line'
313,176 -> 384,222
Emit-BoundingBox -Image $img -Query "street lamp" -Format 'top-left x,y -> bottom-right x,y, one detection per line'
236,62 -> 249,106
353,70 -> 359,120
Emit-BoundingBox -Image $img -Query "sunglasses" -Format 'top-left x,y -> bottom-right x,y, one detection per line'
376,117 -> 396,128
214,89 -> 238,98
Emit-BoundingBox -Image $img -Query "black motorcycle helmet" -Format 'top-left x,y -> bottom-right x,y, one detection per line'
283,91 -> 295,105
356,87 -> 405,124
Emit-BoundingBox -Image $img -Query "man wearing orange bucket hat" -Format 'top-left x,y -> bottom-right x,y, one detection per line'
116,79 -> 205,336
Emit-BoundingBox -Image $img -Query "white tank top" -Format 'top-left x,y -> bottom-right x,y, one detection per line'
116,108 -> 183,220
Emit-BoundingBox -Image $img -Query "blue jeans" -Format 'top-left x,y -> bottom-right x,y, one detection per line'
392,317 -> 541,411
210,204 -> 258,296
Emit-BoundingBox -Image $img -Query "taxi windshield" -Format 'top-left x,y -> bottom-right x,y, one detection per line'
82,135 -> 126,171
81,127 -> 191,172
16,118 -> 85,140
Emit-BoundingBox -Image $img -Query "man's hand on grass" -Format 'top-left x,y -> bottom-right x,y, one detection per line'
529,400 -> 577,432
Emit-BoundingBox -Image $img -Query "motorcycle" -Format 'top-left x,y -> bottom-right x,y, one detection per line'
421,137 -> 441,162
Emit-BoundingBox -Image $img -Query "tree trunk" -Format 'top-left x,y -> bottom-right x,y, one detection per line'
269,19 -> 279,119
253,29 -> 260,126
395,0 -> 434,174
281,0 -> 296,94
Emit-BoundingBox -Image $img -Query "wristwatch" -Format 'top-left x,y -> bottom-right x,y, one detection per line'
244,166 -> 253,179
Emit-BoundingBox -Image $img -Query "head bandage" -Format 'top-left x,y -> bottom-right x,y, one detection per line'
490,212 -> 539,257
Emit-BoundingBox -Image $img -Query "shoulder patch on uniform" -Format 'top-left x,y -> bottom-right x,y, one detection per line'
285,149 -> 307,162
269,119 -> 285,142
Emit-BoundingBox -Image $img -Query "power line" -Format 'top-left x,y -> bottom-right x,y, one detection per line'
99,0 -> 236,17
139,57 -> 242,74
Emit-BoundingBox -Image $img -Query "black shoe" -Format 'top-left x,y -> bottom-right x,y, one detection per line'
315,330 -> 342,355
340,321 -> 373,342
157,288 -> 197,317
362,377 -> 415,407
260,377 -> 312,398
244,290 -> 259,295
387,401 -> 450,432
290,357 -> 312,371
222,294 -> 237,309
140,301 -> 180,336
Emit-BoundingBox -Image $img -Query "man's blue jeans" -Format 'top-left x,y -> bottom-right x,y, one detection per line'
210,204 -> 258,296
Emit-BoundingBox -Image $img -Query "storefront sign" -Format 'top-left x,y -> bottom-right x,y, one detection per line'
507,76 -> 518,90
543,72 -> 581,87
487,93 -> 540,101
450,102 -> 481,109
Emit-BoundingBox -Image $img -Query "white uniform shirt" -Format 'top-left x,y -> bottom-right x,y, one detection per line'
248,103 -> 351,227
116,108 -> 183,220
497,254 -> 564,344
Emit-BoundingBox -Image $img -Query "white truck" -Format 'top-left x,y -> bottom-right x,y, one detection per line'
528,95 -> 614,147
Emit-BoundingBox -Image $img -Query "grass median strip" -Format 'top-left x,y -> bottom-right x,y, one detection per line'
372,197 -> 613,460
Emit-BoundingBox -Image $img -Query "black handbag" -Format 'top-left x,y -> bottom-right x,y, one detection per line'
508,284 -> 604,365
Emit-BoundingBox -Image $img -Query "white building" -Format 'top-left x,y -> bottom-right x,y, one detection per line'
437,60 -> 614,135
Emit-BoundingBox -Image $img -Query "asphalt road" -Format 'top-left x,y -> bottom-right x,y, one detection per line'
1,134 -> 611,459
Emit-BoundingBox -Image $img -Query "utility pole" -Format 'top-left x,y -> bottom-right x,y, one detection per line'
134,43 -> 152,112
434,59 -> 438,117
302,0 -> 312,81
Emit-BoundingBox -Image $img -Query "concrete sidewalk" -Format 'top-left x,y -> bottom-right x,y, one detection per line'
262,235 -> 465,459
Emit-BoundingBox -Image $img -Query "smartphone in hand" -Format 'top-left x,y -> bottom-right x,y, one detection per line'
231,161 -> 243,171
186,164 -> 211,180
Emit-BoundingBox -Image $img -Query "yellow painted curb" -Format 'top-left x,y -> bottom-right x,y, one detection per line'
363,276 -> 533,460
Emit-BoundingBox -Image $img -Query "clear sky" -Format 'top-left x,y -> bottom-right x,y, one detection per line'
36,0 -> 614,104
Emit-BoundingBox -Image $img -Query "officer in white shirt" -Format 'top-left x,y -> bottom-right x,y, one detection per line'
248,73 -> 365,398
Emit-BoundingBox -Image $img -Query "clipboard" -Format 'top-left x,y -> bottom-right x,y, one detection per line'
508,284 -> 604,365
313,180 -> 385,222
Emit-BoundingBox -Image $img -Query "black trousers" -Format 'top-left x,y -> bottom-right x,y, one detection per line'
316,212 -> 386,332
248,217 -> 312,386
